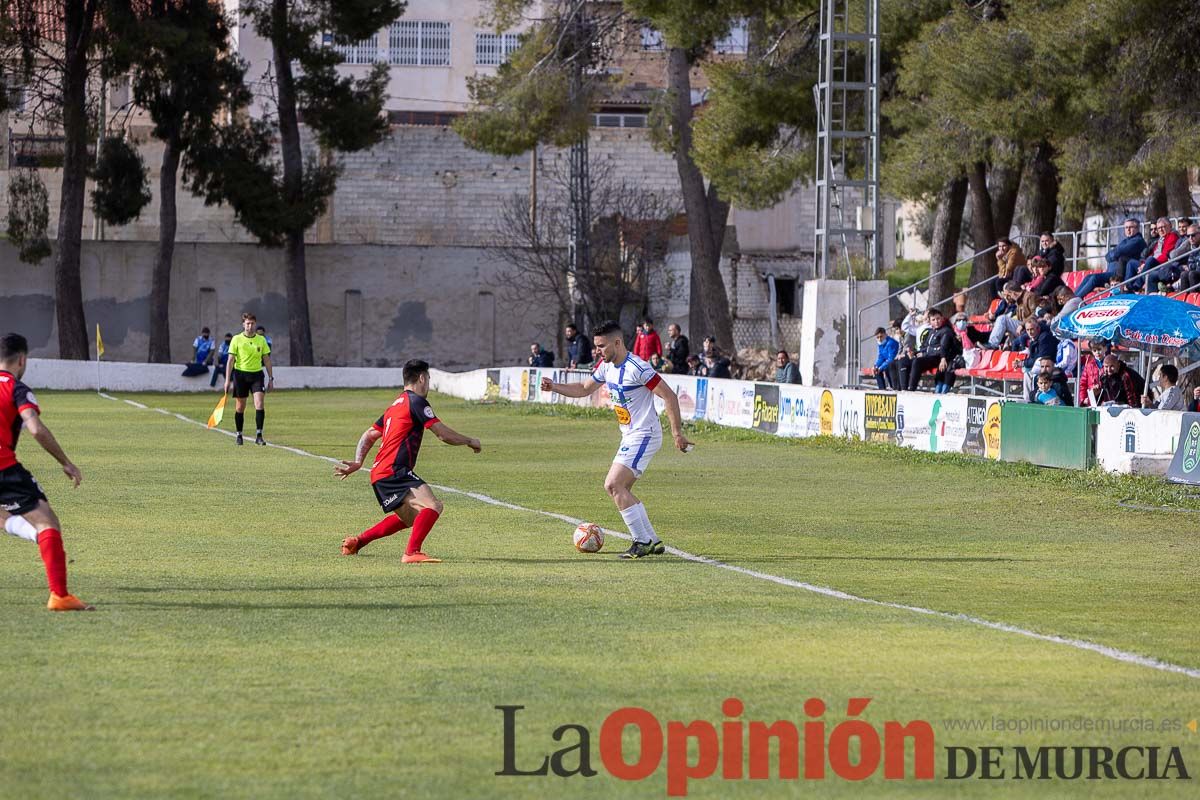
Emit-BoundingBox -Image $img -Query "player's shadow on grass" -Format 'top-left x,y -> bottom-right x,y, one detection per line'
114,600 -> 515,611
468,557 -> 691,566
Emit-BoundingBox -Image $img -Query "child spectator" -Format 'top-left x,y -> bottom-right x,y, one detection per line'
1036,372 -> 1064,405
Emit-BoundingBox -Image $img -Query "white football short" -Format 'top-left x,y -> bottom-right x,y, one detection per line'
613,427 -> 663,478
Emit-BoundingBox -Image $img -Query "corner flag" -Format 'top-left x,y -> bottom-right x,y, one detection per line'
95,324 -> 105,359
207,394 -> 227,429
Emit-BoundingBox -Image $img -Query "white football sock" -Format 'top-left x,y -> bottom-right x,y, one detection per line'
4,515 -> 38,542
619,503 -> 659,545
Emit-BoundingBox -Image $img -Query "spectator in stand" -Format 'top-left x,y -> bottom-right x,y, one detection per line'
1051,286 -> 1081,328
1074,218 -> 1146,297
649,353 -> 665,371
183,326 -> 215,377
1173,224 -> 1200,292
987,283 -> 1030,348
1037,355 -> 1073,405
1132,217 -> 1181,293
1143,364 -> 1186,410
702,351 -> 732,379
872,327 -> 899,389
685,354 -> 702,376
528,343 -> 555,368
1190,386 -> 1200,413
1054,334 -> 1078,378
633,318 -> 663,362
993,237 -> 1030,296
1026,256 -> 1065,298
210,332 -> 233,388
900,307 -> 924,350
1012,318 -> 1058,401
665,323 -> 689,374
1096,355 -> 1141,406
1035,371 -> 1065,406
774,350 -> 801,384
1036,232 -> 1066,277
906,308 -> 960,393
564,323 -> 592,369
1079,339 -> 1113,406
952,292 -> 969,315
895,341 -> 917,391
256,325 -> 273,350
951,312 -> 988,350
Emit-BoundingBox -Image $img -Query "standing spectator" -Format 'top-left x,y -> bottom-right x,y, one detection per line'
664,323 -> 689,374
1173,224 -> 1200,292
1077,338 -> 1109,406
1097,355 -> 1141,406
528,343 -> 554,368
210,332 -> 233,388
1143,364 -> 1186,410
1036,232 -> 1067,277
774,350 -> 800,384
1074,219 -> 1147,297
906,308 -> 960,393
564,323 -> 592,369
994,237 -> 1029,295
872,327 -> 899,389
633,318 -> 662,362
256,325 -> 273,350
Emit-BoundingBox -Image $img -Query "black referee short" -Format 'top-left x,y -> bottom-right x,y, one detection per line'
372,471 -> 426,513
0,463 -> 48,515
231,369 -> 265,398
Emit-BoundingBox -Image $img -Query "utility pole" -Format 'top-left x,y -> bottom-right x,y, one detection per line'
566,2 -> 592,332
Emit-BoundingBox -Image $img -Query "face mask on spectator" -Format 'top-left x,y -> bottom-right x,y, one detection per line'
954,320 -> 967,330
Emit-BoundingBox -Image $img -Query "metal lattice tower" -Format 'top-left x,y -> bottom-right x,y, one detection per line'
813,0 -> 881,280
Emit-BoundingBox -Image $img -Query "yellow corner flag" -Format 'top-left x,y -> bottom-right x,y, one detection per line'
95,323 -> 105,359
207,394 -> 227,429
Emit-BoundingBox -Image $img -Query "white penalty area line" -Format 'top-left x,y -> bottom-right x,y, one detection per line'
97,392 -> 1200,681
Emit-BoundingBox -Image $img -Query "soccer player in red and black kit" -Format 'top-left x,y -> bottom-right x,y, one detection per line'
334,360 -> 481,563
0,333 -> 93,610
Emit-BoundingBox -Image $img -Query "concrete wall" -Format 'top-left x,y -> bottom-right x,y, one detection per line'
0,241 -> 550,370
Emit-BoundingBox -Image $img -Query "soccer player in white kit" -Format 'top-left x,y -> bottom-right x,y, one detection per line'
540,320 -> 693,558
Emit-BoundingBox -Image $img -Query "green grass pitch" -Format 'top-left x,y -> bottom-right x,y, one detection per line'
1,389 -> 1198,798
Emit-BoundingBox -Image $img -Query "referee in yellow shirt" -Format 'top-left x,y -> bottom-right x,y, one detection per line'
223,312 -> 275,446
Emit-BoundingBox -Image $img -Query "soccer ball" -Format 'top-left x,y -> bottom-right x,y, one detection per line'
573,522 -> 604,553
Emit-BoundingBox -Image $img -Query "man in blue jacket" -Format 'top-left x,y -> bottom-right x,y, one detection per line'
1073,219 -> 1146,297
872,327 -> 899,389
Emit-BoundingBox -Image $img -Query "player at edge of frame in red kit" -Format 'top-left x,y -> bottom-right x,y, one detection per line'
334,359 -> 482,563
0,333 -> 93,611
540,319 -> 694,559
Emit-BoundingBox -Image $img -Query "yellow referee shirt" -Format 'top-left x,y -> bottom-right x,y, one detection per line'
229,333 -> 271,373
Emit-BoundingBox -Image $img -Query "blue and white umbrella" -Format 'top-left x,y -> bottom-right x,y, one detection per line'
1053,294 -> 1200,356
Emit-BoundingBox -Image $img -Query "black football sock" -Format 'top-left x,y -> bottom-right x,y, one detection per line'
235,412 -> 245,434
255,410 -> 264,435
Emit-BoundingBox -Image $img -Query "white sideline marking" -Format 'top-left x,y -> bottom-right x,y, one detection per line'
97,392 -> 1200,680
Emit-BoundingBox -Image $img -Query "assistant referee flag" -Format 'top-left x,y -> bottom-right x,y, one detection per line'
207,394 -> 227,429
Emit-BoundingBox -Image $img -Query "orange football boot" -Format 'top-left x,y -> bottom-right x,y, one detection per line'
47,593 -> 95,611
401,552 -> 442,564
341,536 -> 361,556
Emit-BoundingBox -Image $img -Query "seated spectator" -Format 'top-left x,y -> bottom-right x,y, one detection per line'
774,350 -> 801,384
1050,286 -> 1081,328
702,351 -> 732,379
906,308 -> 960,393
895,341 -> 917,390
1132,217 -> 1181,293
951,312 -> 987,350
993,237 -> 1030,295
685,354 -> 702,376
183,326 -> 214,377
1143,364 -> 1186,410
872,327 -> 899,390
1028,355 -> 1072,405
1036,232 -> 1066,277
1074,218 -> 1146,297
529,343 -> 555,367
1190,386 -> 1200,413
952,292 -> 968,315
649,353 -> 665,371
987,283 -> 1030,349
700,336 -> 718,360
1012,319 -> 1057,400
1173,223 -> 1200,292
1026,256 -> 1065,298
1097,355 -> 1141,407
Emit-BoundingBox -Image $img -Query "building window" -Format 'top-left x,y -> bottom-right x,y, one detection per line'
640,26 -> 663,52
714,21 -> 748,54
389,20 -> 451,67
475,32 -> 521,66
330,33 -> 379,65
590,113 -> 649,128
